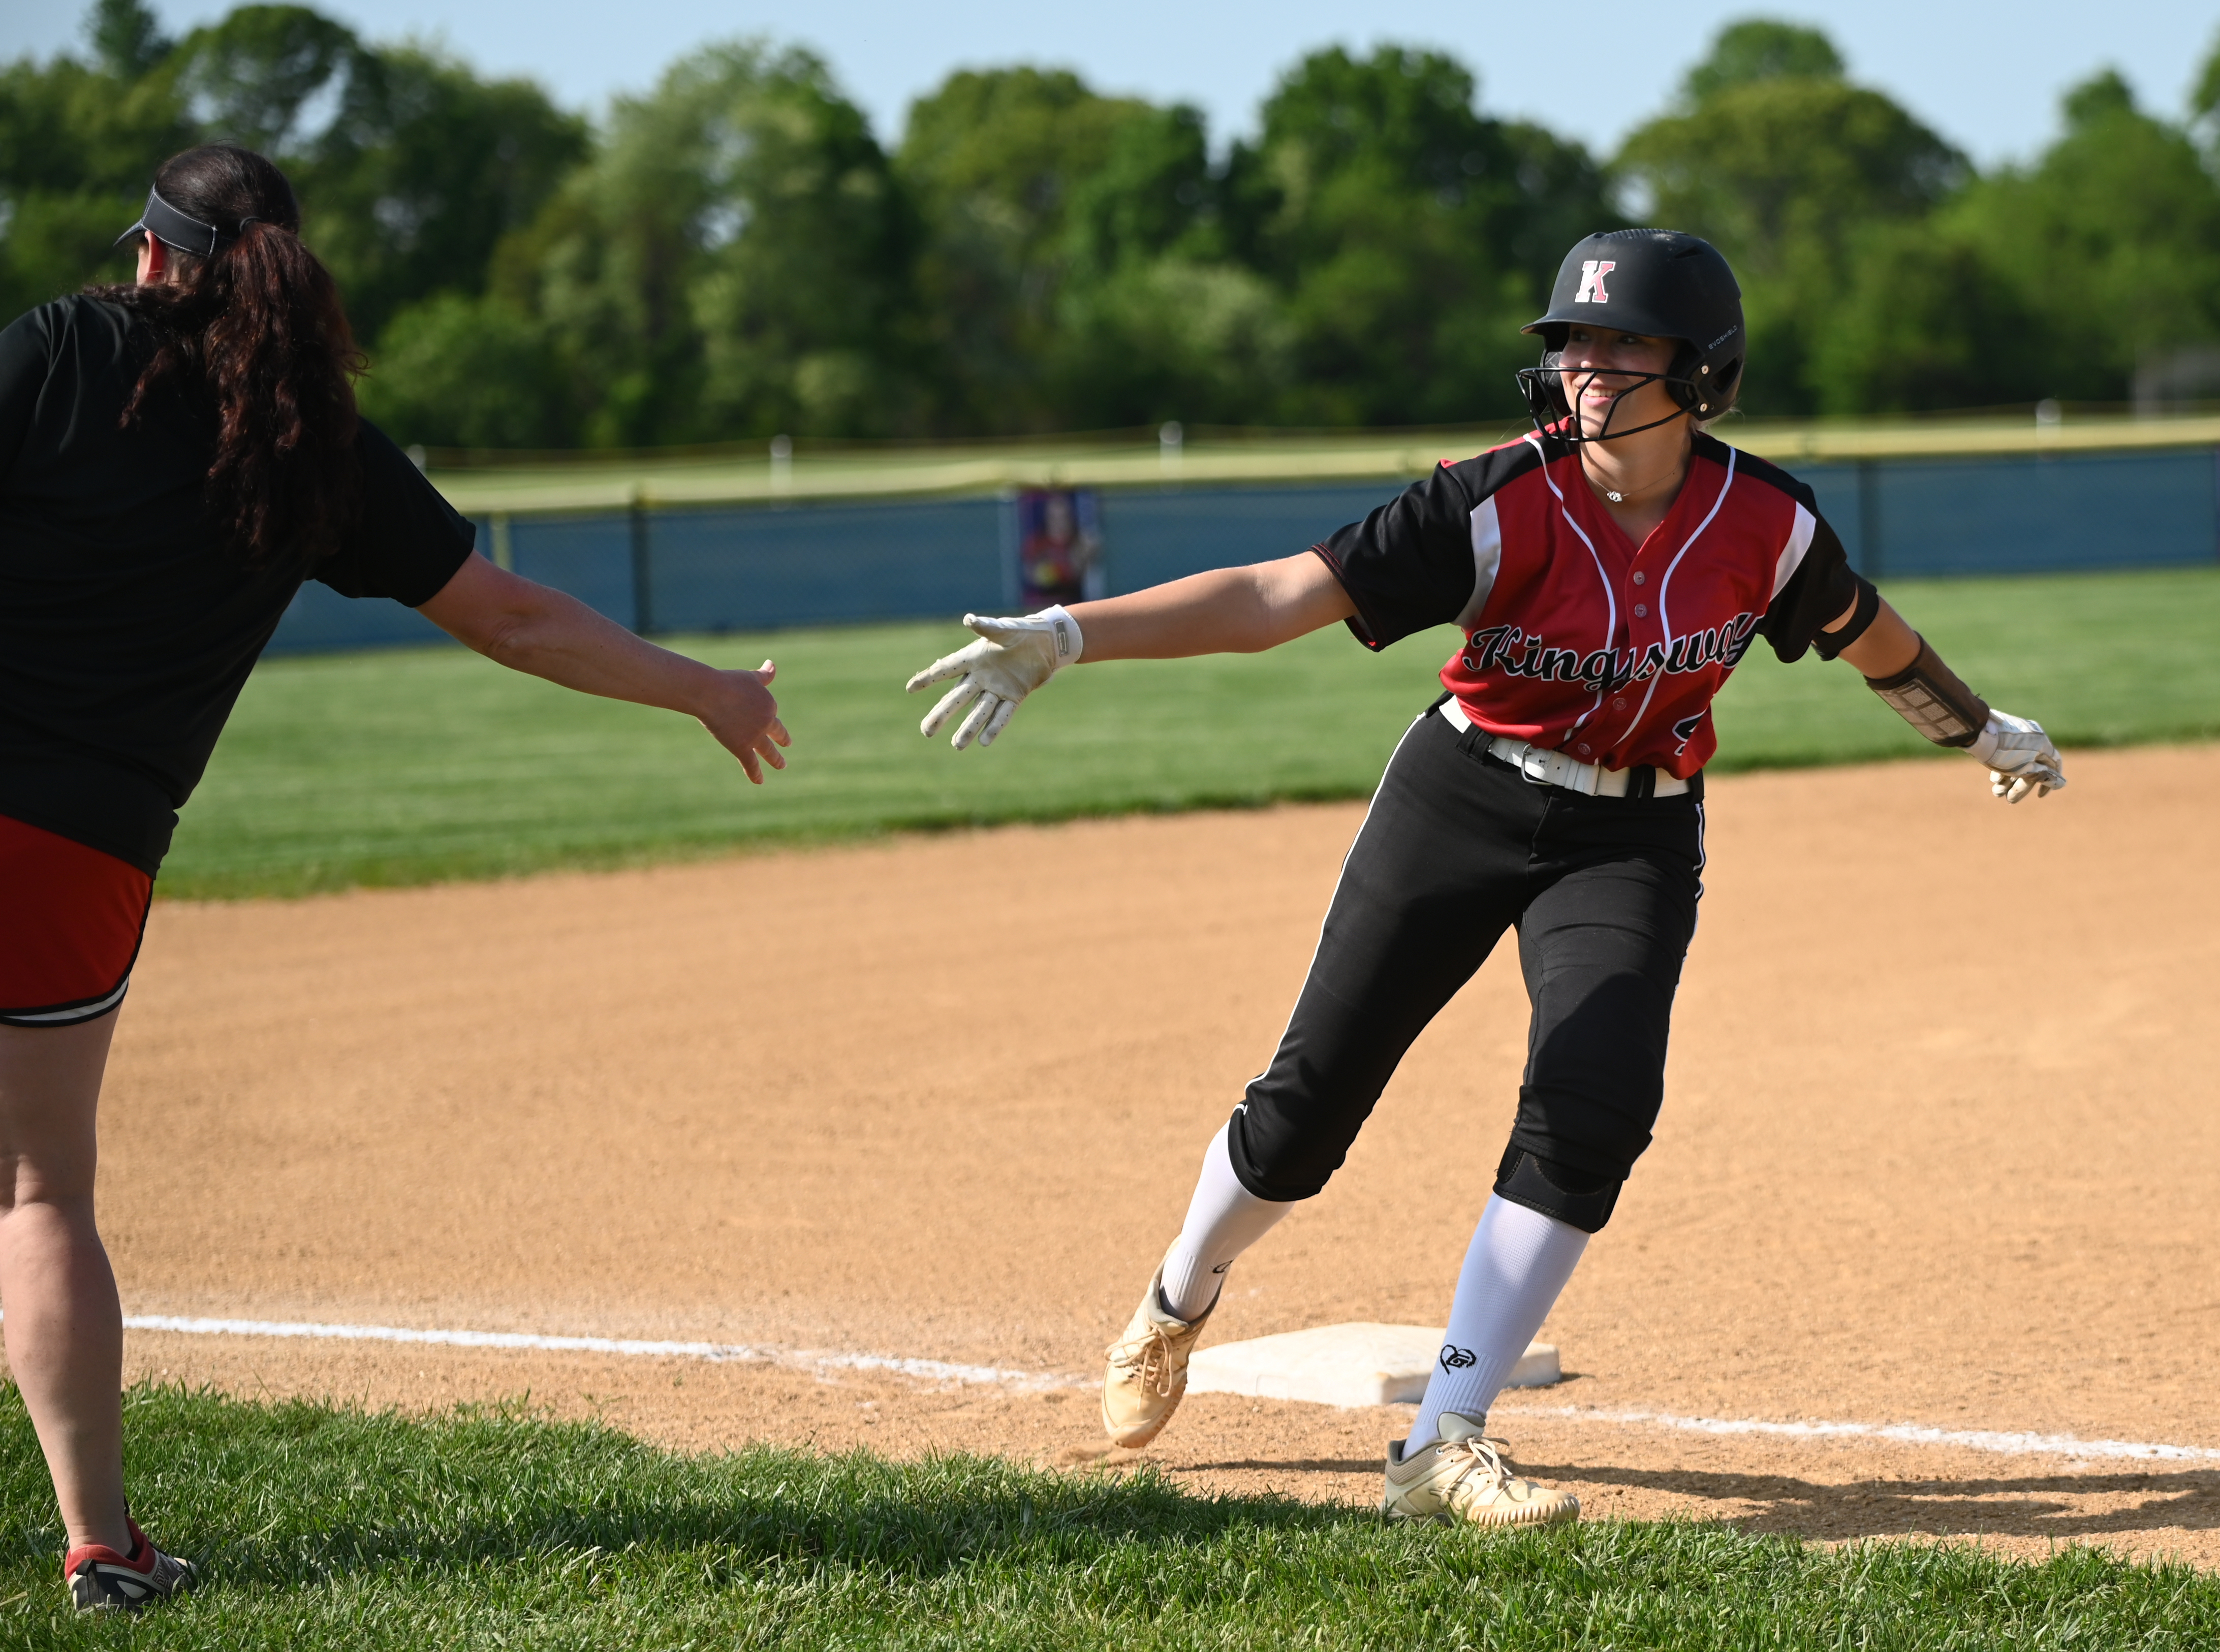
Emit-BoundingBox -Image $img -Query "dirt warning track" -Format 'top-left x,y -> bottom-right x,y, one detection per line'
55,745 -> 2220,1565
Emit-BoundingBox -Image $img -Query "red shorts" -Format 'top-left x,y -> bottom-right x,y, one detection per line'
0,814 -> 153,1028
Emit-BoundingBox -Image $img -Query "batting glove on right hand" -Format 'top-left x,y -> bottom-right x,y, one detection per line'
905,606 -> 1084,749
1967,709 -> 2065,804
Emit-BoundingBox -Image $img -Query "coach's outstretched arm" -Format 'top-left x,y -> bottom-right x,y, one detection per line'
1819,587 -> 2063,804
420,552 -> 791,782
905,554 -> 1353,748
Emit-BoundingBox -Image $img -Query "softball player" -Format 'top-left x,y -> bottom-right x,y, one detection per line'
1,144 -> 787,1610
908,228 -> 2063,1527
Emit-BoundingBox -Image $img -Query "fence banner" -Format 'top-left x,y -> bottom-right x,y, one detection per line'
1012,488 -> 1105,610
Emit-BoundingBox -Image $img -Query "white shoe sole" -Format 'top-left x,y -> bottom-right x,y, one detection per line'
1381,1495 -> 1581,1528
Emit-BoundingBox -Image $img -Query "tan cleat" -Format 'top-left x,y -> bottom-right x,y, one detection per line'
1381,1413 -> 1580,1529
1100,1254 -> 1215,1448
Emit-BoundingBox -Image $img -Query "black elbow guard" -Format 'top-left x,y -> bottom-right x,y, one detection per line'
1865,635 -> 1989,748
1811,576 -> 1880,661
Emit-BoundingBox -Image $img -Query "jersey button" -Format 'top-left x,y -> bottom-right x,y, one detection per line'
1633,603 -> 1648,617
1632,571 -> 1646,586
1576,742 -> 1592,755
1612,696 -> 1627,709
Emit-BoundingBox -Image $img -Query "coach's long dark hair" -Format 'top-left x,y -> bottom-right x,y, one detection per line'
97,145 -> 363,568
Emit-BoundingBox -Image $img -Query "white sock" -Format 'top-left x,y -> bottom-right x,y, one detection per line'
1157,1124 -> 1294,1321
1404,1196 -> 1589,1457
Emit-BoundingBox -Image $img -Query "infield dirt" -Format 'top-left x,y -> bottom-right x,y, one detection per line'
60,745 -> 2220,1565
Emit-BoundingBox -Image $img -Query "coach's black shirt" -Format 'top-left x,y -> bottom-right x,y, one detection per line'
0,295 -> 475,874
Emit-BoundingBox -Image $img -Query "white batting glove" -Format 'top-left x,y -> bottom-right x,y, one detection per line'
1967,709 -> 2065,804
904,606 -> 1084,749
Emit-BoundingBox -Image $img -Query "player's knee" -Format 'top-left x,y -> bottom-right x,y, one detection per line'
1225,1105 -> 1341,1202
1493,1145 -> 1623,1234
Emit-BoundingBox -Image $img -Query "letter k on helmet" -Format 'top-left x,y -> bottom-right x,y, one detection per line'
1574,260 -> 1615,303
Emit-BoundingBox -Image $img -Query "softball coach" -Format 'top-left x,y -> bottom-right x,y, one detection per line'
0,144 -> 788,1610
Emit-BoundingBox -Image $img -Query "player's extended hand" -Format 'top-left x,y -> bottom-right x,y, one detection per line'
904,608 -> 1084,749
1968,708 -> 2063,804
697,659 -> 790,784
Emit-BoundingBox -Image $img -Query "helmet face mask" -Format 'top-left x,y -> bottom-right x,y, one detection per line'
1517,230 -> 1746,444
1517,344 -> 1713,446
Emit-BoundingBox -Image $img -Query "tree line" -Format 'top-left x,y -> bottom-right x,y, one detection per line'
9,3 -> 2220,449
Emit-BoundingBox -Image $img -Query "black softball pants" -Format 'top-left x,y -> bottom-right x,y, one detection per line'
1224,704 -> 1706,1233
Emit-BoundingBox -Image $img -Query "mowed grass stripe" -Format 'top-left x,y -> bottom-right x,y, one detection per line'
6,1384 -> 2219,1646
164,567 -> 2220,898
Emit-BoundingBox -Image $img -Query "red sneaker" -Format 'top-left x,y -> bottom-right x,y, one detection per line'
65,1518 -> 194,1612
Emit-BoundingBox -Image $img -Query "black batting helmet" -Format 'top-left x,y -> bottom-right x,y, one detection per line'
1516,229 -> 1745,442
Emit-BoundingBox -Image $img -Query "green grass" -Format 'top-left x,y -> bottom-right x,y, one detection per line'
7,1384 -> 2219,1647
163,566 -> 2220,898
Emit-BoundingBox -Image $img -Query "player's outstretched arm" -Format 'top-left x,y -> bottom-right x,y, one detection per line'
904,553 -> 1355,749
419,552 -> 790,783
1823,592 -> 2062,804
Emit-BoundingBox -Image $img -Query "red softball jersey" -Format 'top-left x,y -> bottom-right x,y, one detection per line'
1313,428 -> 1862,779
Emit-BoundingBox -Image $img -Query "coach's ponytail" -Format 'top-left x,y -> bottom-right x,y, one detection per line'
99,144 -> 363,569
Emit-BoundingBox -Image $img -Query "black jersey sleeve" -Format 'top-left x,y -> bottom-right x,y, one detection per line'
1312,447 -> 1531,651
313,420 -> 477,604
1755,509 -> 1863,662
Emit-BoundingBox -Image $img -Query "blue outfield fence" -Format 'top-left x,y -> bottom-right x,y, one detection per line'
266,444 -> 2220,654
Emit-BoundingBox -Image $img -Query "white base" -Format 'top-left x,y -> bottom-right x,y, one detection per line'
1186,1322 -> 1560,1410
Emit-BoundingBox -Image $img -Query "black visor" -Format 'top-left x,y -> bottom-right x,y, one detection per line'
115,188 -> 240,258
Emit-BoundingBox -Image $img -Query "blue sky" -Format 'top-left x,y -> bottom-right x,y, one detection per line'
8,0 -> 2215,168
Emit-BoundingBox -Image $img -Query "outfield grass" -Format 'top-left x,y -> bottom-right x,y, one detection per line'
6,1385 -> 2217,1647
163,567 -> 2220,898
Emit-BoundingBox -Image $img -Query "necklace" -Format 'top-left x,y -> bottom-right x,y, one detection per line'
1593,451 -> 1687,506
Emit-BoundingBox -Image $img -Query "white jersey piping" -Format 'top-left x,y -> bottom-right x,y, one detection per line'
1523,432 -> 1614,736
1613,444 -> 1739,755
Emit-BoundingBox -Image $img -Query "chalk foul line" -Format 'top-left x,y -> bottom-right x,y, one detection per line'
1490,1402 -> 2220,1464
103,1313 -> 2220,1465
117,1314 -> 1079,1394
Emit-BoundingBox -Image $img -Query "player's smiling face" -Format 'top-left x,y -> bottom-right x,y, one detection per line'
1559,325 -> 1682,439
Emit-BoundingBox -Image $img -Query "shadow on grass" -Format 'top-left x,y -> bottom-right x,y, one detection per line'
1,1385 -> 1392,1592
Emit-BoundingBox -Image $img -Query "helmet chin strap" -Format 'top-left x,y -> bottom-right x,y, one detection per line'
1512,365 -> 1697,505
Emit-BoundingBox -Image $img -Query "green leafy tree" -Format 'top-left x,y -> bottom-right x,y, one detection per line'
87,0 -> 172,80
0,3 -> 195,318
1052,258 -> 1293,428
508,39 -> 918,446
1681,18 -> 1843,103
1046,102 -> 1295,426
1221,45 -> 1615,426
1,0 -> 597,444
1935,73 -> 2220,401
304,46 -> 587,343
2192,25 -> 2220,154
1063,103 -> 1217,280
1615,21 -> 1963,412
897,68 -> 1167,431
1809,69 -> 2220,412
1806,221 -> 2052,412
171,4 -> 365,155
354,292 -> 573,448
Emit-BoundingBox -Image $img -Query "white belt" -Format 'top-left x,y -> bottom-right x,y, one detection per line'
1439,699 -> 1691,799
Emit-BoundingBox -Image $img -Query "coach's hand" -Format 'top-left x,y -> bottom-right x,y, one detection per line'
698,659 -> 791,784
1968,709 -> 2064,804
905,607 -> 1084,749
